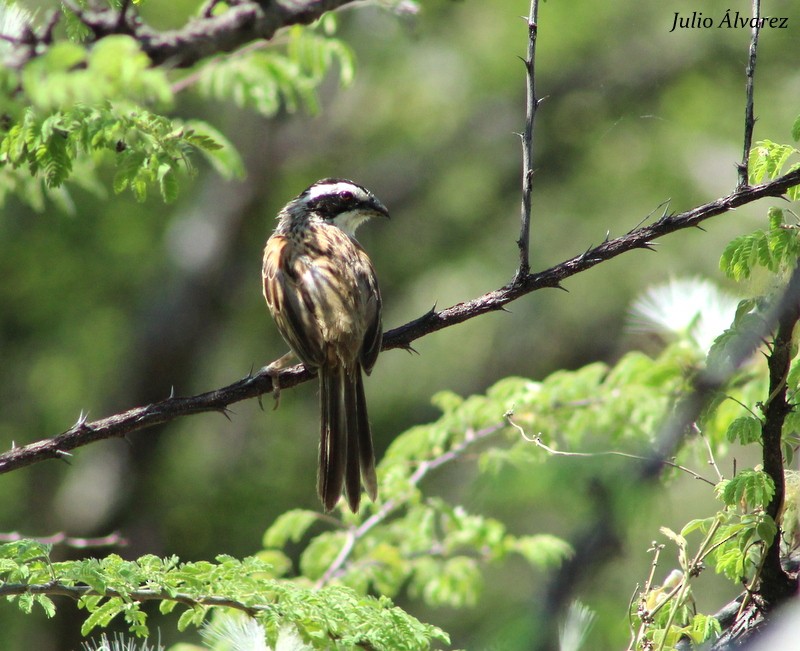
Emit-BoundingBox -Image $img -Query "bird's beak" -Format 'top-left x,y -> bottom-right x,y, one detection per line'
370,198 -> 390,220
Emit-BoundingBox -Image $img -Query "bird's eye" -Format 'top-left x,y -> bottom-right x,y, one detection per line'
340,191 -> 354,201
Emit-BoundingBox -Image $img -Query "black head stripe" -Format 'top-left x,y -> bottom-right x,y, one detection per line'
307,193 -> 354,220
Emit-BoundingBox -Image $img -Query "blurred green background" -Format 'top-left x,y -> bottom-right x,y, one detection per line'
0,0 -> 798,648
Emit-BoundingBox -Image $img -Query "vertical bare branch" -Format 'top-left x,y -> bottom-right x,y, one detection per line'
516,0 -> 540,279
738,0 -> 761,188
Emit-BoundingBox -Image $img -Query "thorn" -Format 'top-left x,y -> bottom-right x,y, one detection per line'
257,393 -> 265,412
54,449 -> 73,465
695,224 -> 707,232
425,302 -> 438,317
498,305 -> 512,314
403,343 -> 420,356
555,283 -> 569,293
604,230 -> 611,243
218,407 -> 233,422
74,411 -> 91,430
168,385 -> 176,399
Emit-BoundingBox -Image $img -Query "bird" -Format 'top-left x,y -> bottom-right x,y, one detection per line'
262,178 -> 388,512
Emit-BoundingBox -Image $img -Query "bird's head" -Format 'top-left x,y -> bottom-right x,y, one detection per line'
286,178 -> 390,237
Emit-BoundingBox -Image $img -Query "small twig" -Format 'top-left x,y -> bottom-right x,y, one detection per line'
738,0 -> 761,188
627,542 -> 665,651
506,415 -> 716,486
515,0 -> 540,279
726,394 -> 762,421
696,424 -> 724,483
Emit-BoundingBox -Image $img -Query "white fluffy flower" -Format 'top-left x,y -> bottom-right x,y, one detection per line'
628,277 -> 739,352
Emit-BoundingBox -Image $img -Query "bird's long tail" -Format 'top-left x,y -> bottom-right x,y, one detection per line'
318,366 -> 377,512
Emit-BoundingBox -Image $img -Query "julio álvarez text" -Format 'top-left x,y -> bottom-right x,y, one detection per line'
670,10 -> 788,32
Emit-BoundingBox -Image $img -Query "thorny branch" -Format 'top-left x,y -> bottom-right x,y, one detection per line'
738,0 -> 761,188
516,0 -> 540,278
2,167 -> 800,475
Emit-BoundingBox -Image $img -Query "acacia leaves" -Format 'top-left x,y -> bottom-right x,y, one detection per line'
0,36 -> 241,208
193,21 -> 356,118
719,208 -> 800,281
0,11 -> 355,210
0,541 -> 448,650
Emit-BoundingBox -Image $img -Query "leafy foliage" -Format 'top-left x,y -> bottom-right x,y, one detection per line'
628,198 -> 800,649
192,18 -> 355,117
719,208 -> 800,281
749,137 -> 800,200
0,12 -> 356,210
0,35 -> 243,208
0,540 -> 448,650
260,383 -> 576,610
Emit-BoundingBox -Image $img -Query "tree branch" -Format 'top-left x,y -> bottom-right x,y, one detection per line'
516,0 -> 540,278
0,581 -> 264,617
11,0 -> 358,70
757,259 -> 799,603
738,0 -> 761,188
2,167 -> 800,476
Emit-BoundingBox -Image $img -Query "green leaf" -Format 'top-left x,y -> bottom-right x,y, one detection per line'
719,470 -> 775,509
792,114 -> 800,143
512,534 -> 573,568
182,120 -> 245,180
34,594 -> 56,618
681,516 -> 716,537
61,6 -> 93,42
80,597 -> 126,635
749,140 -> 798,184
299,531 -> 347,580
726,416 -> 762,445
714,546 -> 747,581
689,613 -> 721,644
177,605 -> 206,632
157,163 -> 178,203
263,509 -> 318,548
755,515 -> 777,547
